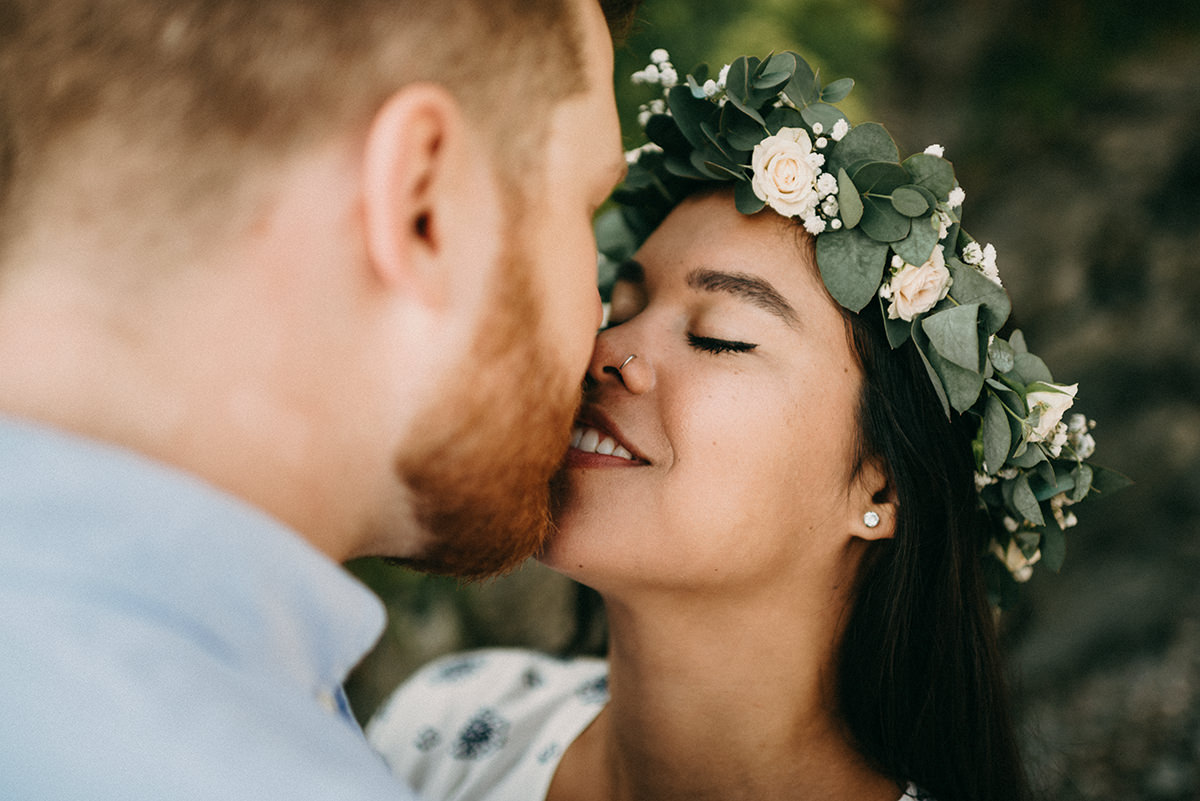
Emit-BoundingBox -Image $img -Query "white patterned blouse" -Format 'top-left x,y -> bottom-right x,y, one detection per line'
367,648 -> 932,801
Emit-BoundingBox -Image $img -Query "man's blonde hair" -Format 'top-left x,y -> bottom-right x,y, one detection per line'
0,0 -> 636,250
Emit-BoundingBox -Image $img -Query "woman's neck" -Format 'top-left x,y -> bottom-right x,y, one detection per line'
550,585 -> 900,801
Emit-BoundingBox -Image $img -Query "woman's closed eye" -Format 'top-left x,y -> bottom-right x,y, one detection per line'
687,333 -> 758,355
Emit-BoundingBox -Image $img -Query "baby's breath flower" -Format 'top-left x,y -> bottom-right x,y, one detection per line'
624,142 -> 663,165
831,119 -> 850,141
1051,493 -> 1079,530
717,64 -> 731,88
962,242 -> 983,265
936,209 -> 954,240
991,538 -> 1040,583
815,136 -> 828,149
1047,421 -> 1069,457
830,218 -> 843,230
803,215 -> 827,235
650,48 -> 670,65
816,172 -> 838,197
924,144 -> 945,157
975,472 -> 998,491
702,79 -> 719,97
811,122 -> 824,135
659,66 -> 678,87
821,196 -> 839,217
948,186 -> 966,208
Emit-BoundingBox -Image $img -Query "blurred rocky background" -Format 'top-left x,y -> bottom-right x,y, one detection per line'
348,2 -> 1200,799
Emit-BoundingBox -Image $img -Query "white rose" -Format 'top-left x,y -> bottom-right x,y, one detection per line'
1025,382 -> 1078,442
882,247 -> 951,321
990,538 -> 1041,583
750,128 -> 821,218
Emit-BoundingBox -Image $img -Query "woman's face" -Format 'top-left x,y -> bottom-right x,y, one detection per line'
544,192 -> 886,597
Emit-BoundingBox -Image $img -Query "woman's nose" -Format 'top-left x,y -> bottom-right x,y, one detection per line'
587,332 -> 652,395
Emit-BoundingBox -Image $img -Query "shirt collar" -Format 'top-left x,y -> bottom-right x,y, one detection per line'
0,415 -> 387,697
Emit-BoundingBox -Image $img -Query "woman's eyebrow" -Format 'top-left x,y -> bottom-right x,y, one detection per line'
686,268 -> 799,326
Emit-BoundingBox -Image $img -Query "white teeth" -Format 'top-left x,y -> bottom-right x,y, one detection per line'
570,426 -> 638,461
579,428 -> 600,453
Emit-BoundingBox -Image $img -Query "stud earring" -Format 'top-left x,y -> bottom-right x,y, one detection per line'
863,510 -> 880,528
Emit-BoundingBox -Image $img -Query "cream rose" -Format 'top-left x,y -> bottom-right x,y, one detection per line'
1025,382 -> 1078,442
750,128 -> 821,218
881,247 -> 951,321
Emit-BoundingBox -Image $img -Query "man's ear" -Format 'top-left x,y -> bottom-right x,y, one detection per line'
360,83 -> 500,308
850,457 -> 897,542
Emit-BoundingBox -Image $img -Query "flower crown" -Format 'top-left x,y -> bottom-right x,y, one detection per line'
600,49 -> 1130,605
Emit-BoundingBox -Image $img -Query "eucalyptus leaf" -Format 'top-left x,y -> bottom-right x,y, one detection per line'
734,180 -> 766,214
724,57 -> 751,105
859,197 -> 911,242
800,102 -> 846,134
1041,527 -> 1066,572
1004,473 -> 1045,526
1012,352 -> 1054,385
667,85 -> 716,151
687,149 -> 726,180
1089,465 -> 1134,494
1071,463 -> 1094,502
988,336 -> 1016,373
891,185 -> 932,217
836,168 -> 863,229
929,347 -> 985,413
913,323 -> 982,413
814,229 -> 889,312
664,152 -> 709,180
923,303 -> 982,372
721,104 -> 767,151
826,123 -> 899,176
1009,329 -> 1029,354
891,214 -> 939,266
765,105 -> 804,134
726,91 -> 767,127
1011,442 -> 1047,469
913,337 -> 952,418
852,161 -> 909,195
1036,459 -> 1058,492
881,296 -> 912,348
820,77 -> 855,103
947,262 -> 1011,335
593,208 -> 638,262
982,393 -> 1012,473
645,114 -> 689,153
783,57 -> 818,106
902,152 -> 957,197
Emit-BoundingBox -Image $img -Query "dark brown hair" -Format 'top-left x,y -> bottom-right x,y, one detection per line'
835,250 -> 1030,801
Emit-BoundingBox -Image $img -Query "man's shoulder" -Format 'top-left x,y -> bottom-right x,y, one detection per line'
0,604 -> 414,801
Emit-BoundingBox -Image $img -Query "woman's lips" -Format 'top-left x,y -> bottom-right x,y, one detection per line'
566,408 -> 647,467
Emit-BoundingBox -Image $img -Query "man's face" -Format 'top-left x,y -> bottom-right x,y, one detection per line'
390,0 -> 625,578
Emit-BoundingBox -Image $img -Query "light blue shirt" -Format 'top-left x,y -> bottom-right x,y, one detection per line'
0,416 -> 418,800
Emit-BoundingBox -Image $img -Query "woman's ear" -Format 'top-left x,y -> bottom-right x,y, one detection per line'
850,457 -> 897,542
